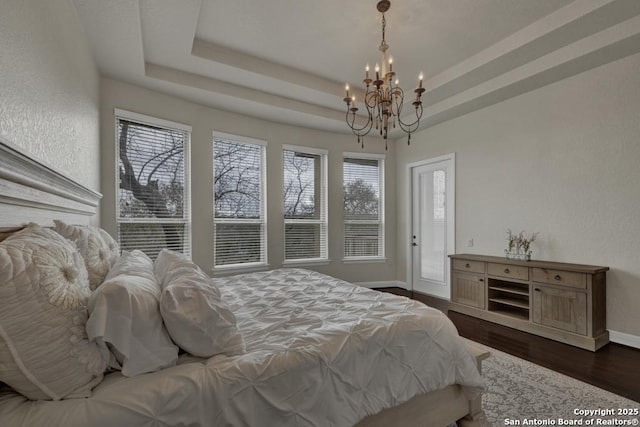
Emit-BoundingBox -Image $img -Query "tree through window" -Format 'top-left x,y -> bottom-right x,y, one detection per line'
116,110 -> 191,259
283,146 -> 328,262
213,133 -> 266,268
343,154 -> 384,259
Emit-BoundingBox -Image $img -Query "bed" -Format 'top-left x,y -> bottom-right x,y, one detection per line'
0,139 -> 488,426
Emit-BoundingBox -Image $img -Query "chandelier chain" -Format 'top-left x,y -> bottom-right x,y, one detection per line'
380,14 -> 387,51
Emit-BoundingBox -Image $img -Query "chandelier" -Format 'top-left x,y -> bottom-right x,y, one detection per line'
343,0 -> 424,148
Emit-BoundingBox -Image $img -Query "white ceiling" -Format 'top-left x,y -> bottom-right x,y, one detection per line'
72,0 -> 640,138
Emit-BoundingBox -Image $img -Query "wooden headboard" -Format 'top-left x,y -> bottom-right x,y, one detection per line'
0,138 -> 102,230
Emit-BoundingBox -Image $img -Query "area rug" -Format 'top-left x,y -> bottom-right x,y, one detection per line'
466,340 -> 640,427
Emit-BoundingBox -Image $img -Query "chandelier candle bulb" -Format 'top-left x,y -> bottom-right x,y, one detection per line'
375,64 -> 380,80
345,84 -> 350,98
419,73 -> 423,88
389,57 -> 393,72
365,65 -> 370,79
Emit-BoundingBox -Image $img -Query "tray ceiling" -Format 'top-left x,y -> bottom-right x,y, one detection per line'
73,0 -> 640,139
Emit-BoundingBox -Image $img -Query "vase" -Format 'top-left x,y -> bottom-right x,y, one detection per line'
505,250 -> 531,261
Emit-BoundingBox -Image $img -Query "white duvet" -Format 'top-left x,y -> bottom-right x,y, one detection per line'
0,268 -> 483,426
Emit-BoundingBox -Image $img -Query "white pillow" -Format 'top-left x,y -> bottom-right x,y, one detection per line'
52,220 -> 120,290
86,250 -> 179,377
155,249 -> 245,357
0,223 -> 106,400
98,228 -> 120,258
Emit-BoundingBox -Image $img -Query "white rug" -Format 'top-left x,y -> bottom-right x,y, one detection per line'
468,340 -> 640,427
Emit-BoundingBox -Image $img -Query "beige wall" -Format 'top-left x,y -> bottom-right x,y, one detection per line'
4,0 -> 637,342
0,0 -> 101,197
396,52 -> 640,339
100,78 -> 397,284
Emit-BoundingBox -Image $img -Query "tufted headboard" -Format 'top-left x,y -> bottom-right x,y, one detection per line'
0,138 -> 101,230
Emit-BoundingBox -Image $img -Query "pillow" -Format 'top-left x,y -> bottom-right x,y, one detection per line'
0,223 -> 106,400
52,220 -> 120,290
155,249 -> 245,357
86,250 -> 178,377
98,228 -> 120,258
0,226 -> 23,243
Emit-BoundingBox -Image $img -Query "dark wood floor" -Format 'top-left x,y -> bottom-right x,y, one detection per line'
378,288 -> 640,403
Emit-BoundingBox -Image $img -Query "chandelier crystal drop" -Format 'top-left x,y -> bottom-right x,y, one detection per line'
343,0 -> 425,148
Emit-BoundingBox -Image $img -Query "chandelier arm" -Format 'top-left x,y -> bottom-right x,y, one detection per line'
345,109 -> 374,136
364,90 -> 379,110
390,86 -> 405,118
364,90 -> 384,133
396,103 -> 423,133
350,115 -> 374,148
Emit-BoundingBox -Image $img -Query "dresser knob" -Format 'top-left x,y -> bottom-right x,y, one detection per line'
465,263 -> 470,268
534,288 -> 541,292
554,274 -> 561,280
504,268 -> 510,274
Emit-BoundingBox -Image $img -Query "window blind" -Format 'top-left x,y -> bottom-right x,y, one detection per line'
343,155 -> 384,259
283,147 -> 328,262
213,136 -> 266,268
115,111 -> 191,260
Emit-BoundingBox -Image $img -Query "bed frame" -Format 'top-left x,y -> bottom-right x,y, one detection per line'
357,344 -> 489,426
0,138 -> 488,426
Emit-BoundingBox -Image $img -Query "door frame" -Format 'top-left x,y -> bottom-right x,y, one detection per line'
405,153 -> 456,297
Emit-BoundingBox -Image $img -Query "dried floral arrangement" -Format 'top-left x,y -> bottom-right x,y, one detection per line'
506,229 -> 539,260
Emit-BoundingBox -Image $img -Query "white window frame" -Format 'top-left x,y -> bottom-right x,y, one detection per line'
114,108 -> 192,258
213,131 -> 268,272
342,152 -> 385,262
282,144 -> 328,265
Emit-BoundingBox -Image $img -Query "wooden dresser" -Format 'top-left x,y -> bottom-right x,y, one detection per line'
449,254 -> 609,351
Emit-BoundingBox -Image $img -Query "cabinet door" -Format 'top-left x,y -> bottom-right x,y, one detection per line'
532,285 -> 587,335
452,272 -> 485,309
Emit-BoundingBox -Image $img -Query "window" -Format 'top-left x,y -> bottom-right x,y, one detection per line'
343,153 -> 384,259
283,145 -> 328,262
115,109 -> 191,259
213,133 -> 267,269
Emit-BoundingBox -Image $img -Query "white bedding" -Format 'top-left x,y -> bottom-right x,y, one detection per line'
0,268 -> 483,426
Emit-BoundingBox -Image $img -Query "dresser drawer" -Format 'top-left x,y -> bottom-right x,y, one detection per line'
452,259 -> 485,274
487,263 -> 529,281
532,268 -> 586,289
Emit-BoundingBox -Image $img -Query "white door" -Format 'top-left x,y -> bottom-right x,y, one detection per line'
411,155 -> 455,299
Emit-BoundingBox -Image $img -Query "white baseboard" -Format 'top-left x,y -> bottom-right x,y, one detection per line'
354,280 -> 408,290
608,330 -> 640,350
